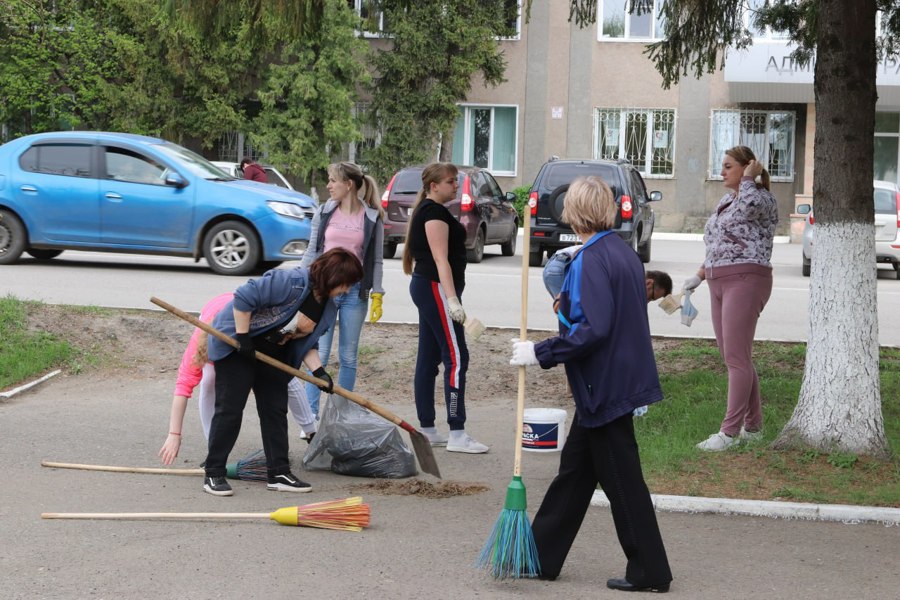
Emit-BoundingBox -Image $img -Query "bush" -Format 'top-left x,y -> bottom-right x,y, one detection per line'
511,184 -> 531,223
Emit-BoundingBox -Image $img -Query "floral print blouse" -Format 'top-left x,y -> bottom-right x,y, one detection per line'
704,177 -> 778,269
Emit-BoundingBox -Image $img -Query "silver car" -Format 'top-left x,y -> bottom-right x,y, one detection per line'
800,179 -> 900,279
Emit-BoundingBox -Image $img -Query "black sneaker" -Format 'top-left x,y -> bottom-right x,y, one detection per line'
267,472 -> 312,493
203,476 -> 233,496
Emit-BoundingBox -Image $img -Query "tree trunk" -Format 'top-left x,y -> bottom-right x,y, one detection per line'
438,128 -> 455,163
774,0 -> 888,457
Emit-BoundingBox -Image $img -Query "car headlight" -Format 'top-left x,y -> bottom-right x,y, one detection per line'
267,201 -> 308,220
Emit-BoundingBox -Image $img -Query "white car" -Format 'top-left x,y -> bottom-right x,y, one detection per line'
800,179 -> 900,279
211,161 -> 294,190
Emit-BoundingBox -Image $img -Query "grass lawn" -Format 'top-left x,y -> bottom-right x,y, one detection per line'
639,339 -> 900,507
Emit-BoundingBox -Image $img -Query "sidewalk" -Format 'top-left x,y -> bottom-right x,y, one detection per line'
3,370 -> 898,599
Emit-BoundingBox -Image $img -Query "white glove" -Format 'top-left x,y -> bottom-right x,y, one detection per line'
510,340 -> 539,366
447,296 -> 466,324
682,274 -> 703,292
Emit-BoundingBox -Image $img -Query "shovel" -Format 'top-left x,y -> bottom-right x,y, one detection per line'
150,296 -> 441,479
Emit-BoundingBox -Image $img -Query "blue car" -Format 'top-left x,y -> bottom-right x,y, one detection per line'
0,131 -> 316,275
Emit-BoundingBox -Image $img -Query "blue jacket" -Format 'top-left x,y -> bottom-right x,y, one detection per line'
207,267 -> 337,368
534,232 -> 663,427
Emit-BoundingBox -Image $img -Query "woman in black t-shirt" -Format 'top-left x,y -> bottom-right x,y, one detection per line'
401,163 -> 488,454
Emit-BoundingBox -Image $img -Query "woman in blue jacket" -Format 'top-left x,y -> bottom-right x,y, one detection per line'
511,176 -> 672,592
203,248 -> 364,497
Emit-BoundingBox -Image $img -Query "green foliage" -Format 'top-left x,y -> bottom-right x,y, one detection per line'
511,184 -> 531,223
364,0 -> 509,184
0,296 -> 73,390
250,0 -> 369,187
827,452 -> 859,469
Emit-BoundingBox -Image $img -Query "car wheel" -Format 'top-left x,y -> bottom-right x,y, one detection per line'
383,242 -> 397,259
528,244 -> 543,267
802,255 -> 811,277
630,229 -> 640,255
500,223 -> 517,256
466,227 -> 485,263
203,220 -> 261,276
0,209 -> 27,265
637,236 -> 652,263
26,248 -> 63,260
547,184 -> 570,224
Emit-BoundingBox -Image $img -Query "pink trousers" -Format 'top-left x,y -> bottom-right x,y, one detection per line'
706,264 -> 773,436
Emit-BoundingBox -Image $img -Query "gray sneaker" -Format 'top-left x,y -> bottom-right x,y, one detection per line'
422,429 -> 448,447
739,426 -> 763,442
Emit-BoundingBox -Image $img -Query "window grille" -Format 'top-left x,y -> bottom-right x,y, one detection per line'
709,109 -> 795,180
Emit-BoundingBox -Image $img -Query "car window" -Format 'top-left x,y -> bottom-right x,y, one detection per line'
264,168 -> 288,188
394,169 -> 425,194
874,187 -> 896,214
484,172 -> 503,199
105,147 -> 167,185
629,170 -> 648,203
154,142 -> 228,179
19,144 -> 93,178
544,163 -> 618,189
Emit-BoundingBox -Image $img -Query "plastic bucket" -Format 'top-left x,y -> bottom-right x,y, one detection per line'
522,408 -> 567,452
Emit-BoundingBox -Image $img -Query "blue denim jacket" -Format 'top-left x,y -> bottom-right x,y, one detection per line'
207,267 -> 337,367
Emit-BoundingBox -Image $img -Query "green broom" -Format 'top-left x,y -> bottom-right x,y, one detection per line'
476,211 -> 540,579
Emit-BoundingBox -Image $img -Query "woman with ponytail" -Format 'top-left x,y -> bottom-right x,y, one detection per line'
402,162 -> 488,454
682,145 -> 779,451
300,162 -> 385,415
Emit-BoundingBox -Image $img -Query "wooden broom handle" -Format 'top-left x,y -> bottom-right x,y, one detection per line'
42,512 -> 268,520
149,297 -> 413,432
41,460 -> 203,476
513,213 -> 532,478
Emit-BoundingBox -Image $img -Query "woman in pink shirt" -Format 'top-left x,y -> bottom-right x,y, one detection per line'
299,162 -> 384,415
158,293 -> 316,465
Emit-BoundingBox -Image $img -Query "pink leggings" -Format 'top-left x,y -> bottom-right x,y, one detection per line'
706,264 -> 773,436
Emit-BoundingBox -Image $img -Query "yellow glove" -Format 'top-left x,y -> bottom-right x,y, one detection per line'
369,292 -> 383,323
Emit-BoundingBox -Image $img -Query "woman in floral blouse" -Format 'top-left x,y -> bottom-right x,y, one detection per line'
683,145 -> 778,451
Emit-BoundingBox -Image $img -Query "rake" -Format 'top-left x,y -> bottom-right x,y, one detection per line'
42,496 -> 371,531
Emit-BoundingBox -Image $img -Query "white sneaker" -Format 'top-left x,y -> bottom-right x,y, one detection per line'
446,434 -> 489,454
739,426 -> 763,442
696,431 -> 738,452
422,430 -> 448,447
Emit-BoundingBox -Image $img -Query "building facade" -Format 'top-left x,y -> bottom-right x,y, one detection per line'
443,2 -> 900,234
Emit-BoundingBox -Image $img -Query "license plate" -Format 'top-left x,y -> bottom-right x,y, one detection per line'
559,234 -> 579,242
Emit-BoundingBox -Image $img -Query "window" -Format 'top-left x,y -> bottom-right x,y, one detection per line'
709,109 -> 795,181
874,112 -> 900,183
594,108 -> 675,177
599,0 -> 666,41
105,147 -> 166,185
349,0 -> 390,37
451,105 -> 517,176
499,0 -> 522,40
19,144 -> 93,177
343,102 -> 380,166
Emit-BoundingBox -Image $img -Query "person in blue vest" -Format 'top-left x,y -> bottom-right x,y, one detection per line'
511,176 -> 672,592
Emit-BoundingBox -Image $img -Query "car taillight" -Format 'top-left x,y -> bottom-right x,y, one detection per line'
620,195 -> 633,220
381,174 -> 396,209
529,191 -> 538,216
460,176 -> 473,212
896,191 -> 900,227
808,212 -> 814,225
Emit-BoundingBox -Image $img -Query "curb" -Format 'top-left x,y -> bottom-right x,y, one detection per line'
0,369 -> 61,399
590,490 -> 900,525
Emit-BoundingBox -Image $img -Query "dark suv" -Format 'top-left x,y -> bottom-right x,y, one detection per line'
527,158 -> 662,266
381,165 -> 519,262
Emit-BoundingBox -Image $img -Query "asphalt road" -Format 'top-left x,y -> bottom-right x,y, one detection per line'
2,235 -> 899,345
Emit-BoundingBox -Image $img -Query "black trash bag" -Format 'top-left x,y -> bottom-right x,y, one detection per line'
302,394 -> 417,478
